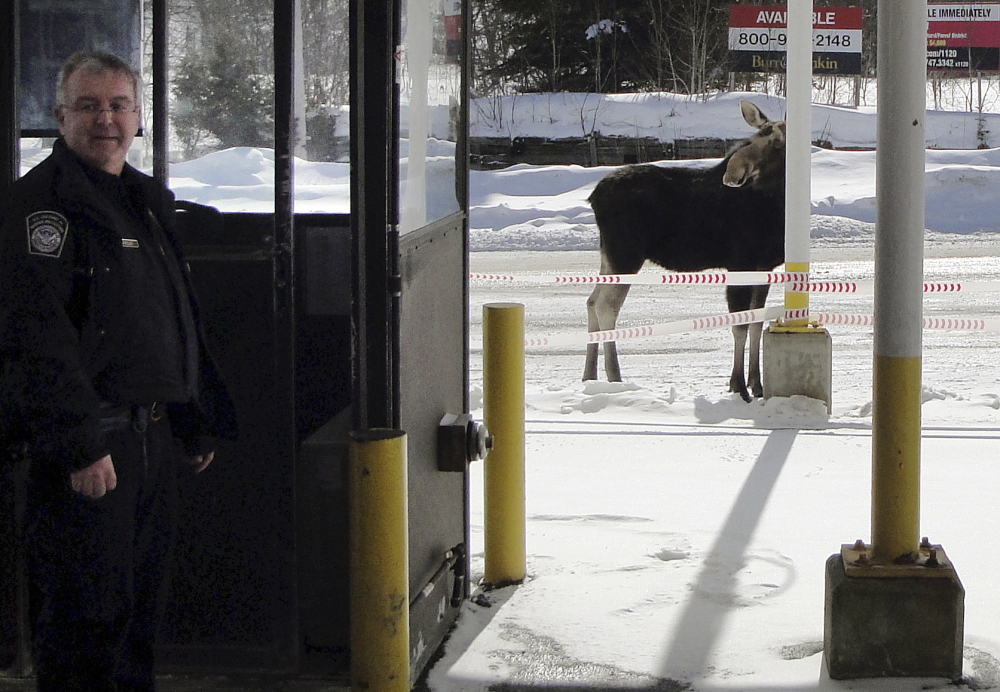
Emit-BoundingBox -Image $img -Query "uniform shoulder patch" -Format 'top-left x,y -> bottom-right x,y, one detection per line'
26,211 -> 70,258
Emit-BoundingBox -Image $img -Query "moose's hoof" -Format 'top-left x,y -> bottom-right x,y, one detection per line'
730,380 -> 754,403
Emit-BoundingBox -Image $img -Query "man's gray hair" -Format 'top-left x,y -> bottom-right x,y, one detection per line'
55,51 -> 141,107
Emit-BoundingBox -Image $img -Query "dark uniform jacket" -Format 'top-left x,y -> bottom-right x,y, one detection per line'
0,138 -> 237,471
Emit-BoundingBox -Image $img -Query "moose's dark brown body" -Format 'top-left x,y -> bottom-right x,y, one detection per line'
584,101 -> 786,401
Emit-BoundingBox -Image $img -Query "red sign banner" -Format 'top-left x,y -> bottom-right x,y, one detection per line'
927,3 -> 1000,71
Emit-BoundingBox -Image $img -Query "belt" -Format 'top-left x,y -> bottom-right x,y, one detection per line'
98,402 -> 165,434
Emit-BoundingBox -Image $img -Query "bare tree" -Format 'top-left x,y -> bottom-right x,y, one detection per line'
666,0 -> 727,95
638,0 -> 672,90
301,0 -> 350,109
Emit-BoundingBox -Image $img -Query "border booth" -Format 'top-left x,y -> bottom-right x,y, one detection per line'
1,0 -> 472,687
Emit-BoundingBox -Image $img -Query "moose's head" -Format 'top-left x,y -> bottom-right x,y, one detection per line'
722,100 -> 786,190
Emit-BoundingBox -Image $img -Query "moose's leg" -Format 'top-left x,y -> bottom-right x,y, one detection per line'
584,283 -> 631,381
730,325 -> 752,402
746,284 -> 771,397
746,321 -> 764,397
726,285 -> 753,402
584,285 -> 602,380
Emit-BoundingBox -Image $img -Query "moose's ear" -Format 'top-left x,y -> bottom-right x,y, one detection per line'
740,100 -> 770,129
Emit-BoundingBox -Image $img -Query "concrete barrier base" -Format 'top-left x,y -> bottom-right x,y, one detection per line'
762,325 -> 832,411
824,548 -> 965,680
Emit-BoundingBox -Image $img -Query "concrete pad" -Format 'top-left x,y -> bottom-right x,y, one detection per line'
824,552 -> 965,680
763,326 -> 833,411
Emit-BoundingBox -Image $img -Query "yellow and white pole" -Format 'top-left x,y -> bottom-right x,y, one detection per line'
763,1 -> 833,411
782,0 -> 812,327
871,0 -> 926,564
349,429 -> 409,691
482,303 -> 526,587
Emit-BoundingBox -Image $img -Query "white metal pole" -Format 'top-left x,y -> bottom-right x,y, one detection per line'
783,0 -> 812,324
871,0 -> 926,564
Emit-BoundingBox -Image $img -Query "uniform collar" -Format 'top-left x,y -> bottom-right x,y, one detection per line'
50,137 -> 137,233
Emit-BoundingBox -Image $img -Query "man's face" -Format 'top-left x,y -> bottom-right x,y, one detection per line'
55,68 -> 139,175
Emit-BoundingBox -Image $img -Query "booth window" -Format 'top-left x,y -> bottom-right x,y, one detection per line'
165,0 -> 278,212
398,0 -> 462,233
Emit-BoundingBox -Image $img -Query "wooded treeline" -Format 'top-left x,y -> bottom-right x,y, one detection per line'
153,0 -> 999,159
471,0 -> 879,96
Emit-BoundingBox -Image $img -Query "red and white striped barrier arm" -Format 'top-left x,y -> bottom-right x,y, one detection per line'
921,282 -> 1000,293
509,311 -> 1000,351
524,305 -> 785,348
782,308 -> 810,322
813,313 -> 1000,331
471,271 -> 809,286
788,281 -> 872,294
790,281 -> 1000,294
472,274 -> 1000,293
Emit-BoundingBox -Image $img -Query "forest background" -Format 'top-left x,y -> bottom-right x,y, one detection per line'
156,0 -> 1000,162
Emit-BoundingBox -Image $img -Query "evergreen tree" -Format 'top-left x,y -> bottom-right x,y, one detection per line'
173,32 -> 275,154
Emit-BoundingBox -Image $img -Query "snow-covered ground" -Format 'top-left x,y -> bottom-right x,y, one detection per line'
423,237 -> 1000,691
469,90 -> 1000,150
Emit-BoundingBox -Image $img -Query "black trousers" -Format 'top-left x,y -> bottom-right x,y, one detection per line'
25,411 -> 180,692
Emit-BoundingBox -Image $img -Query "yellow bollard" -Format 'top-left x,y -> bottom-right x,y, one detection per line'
871,356 -> 922,563
483,303 -> 527,587
349,429 -> 409,692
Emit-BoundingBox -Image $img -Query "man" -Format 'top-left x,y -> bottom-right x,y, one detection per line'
0,51 -> 237,691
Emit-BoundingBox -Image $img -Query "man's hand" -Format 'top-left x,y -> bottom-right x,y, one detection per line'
185,451 -> 214,474
70,455 -> 117,498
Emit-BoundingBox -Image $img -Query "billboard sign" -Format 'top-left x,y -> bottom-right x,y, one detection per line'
444,0 -> 462,64
728,5 -> 863,75
927,3 -> 1000,71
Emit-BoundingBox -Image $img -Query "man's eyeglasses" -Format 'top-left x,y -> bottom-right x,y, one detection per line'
66,101 -> 139,117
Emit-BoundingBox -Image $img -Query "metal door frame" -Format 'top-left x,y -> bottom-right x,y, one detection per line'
351,0 -> 399,431
351,0 -> 473,682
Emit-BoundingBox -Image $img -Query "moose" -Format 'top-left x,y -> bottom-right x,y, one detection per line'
583,100 -> 786,402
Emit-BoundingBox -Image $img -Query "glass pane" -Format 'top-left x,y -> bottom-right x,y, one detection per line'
165,0 -> 276,212
398,0 -> 463,233
20,138 -> 54,177
295,0 -> 351,214
19,0 -> 141,131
